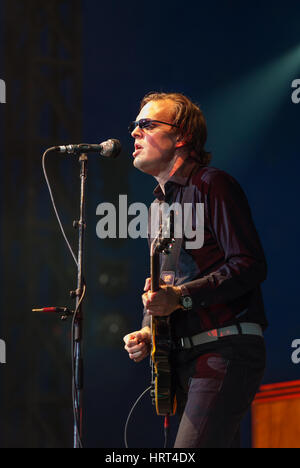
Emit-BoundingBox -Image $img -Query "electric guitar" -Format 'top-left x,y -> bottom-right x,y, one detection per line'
150,213 -> 177,416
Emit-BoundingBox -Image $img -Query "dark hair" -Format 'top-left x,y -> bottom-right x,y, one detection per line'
140,92 -> 212,165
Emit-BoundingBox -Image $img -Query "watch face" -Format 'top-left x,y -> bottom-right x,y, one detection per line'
182,296 -> 193,309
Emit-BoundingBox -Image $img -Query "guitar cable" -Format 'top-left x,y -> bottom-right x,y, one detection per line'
164,415 -> 170,448
124,386 -> 152,448
124,386 -> 171,448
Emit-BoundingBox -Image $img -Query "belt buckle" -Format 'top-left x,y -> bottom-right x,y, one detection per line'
180,337 -> 193,349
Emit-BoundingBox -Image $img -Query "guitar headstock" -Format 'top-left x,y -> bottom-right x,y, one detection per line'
153,211 -> 175,255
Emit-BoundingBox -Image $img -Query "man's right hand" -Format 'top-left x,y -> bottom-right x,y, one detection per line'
123,327 -> 151,363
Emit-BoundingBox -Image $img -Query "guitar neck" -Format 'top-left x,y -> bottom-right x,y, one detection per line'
150,252 -> 160,292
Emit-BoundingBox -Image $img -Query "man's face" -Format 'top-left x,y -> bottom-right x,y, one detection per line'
131,100 -> 181,176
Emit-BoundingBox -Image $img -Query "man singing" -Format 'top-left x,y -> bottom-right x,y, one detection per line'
123,92 -> 267,448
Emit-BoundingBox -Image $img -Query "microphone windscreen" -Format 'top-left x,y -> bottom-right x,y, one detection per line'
100,139 -> 122,158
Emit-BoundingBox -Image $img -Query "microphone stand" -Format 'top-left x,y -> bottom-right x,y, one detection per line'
72,151 -> 88,448
40,143 -> 120,447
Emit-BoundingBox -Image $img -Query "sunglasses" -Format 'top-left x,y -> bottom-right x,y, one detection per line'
128,118 -> 179,134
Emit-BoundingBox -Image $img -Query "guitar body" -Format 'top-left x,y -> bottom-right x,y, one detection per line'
150,247 -> 176,416
151,315 -> 177,416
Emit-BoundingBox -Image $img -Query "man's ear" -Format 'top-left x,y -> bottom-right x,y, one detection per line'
175,139 -> 186,148
175,133 -> 190,148
175,135 -> 187,148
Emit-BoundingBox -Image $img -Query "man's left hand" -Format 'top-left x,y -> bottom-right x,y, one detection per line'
142,278 -> 182,317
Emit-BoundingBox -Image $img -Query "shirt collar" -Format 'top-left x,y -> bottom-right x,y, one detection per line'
153,156 -> 203,200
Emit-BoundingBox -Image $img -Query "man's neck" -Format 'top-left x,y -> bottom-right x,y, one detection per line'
154,150 -> 189,194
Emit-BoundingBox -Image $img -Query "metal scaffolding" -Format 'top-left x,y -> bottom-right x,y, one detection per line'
1,0 -> 82,447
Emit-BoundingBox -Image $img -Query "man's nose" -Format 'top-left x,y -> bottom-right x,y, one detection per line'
131,124 -> 143,139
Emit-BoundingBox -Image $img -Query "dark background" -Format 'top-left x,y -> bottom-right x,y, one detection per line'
0,0 -> 300,448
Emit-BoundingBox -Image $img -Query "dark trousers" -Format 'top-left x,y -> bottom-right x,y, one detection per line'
172,335 -> 266,448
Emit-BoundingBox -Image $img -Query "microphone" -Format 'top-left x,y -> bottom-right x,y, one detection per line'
55,138 -> 122,158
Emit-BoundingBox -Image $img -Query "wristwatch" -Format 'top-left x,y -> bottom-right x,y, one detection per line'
179,292 -> 193,311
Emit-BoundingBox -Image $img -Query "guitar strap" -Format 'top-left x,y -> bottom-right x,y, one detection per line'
160,184 -> 195,286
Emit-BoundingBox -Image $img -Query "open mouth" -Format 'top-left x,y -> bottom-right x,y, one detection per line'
133,143 -> 143,157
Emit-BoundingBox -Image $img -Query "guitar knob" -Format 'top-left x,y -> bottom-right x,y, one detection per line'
150,386 -> 156,405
